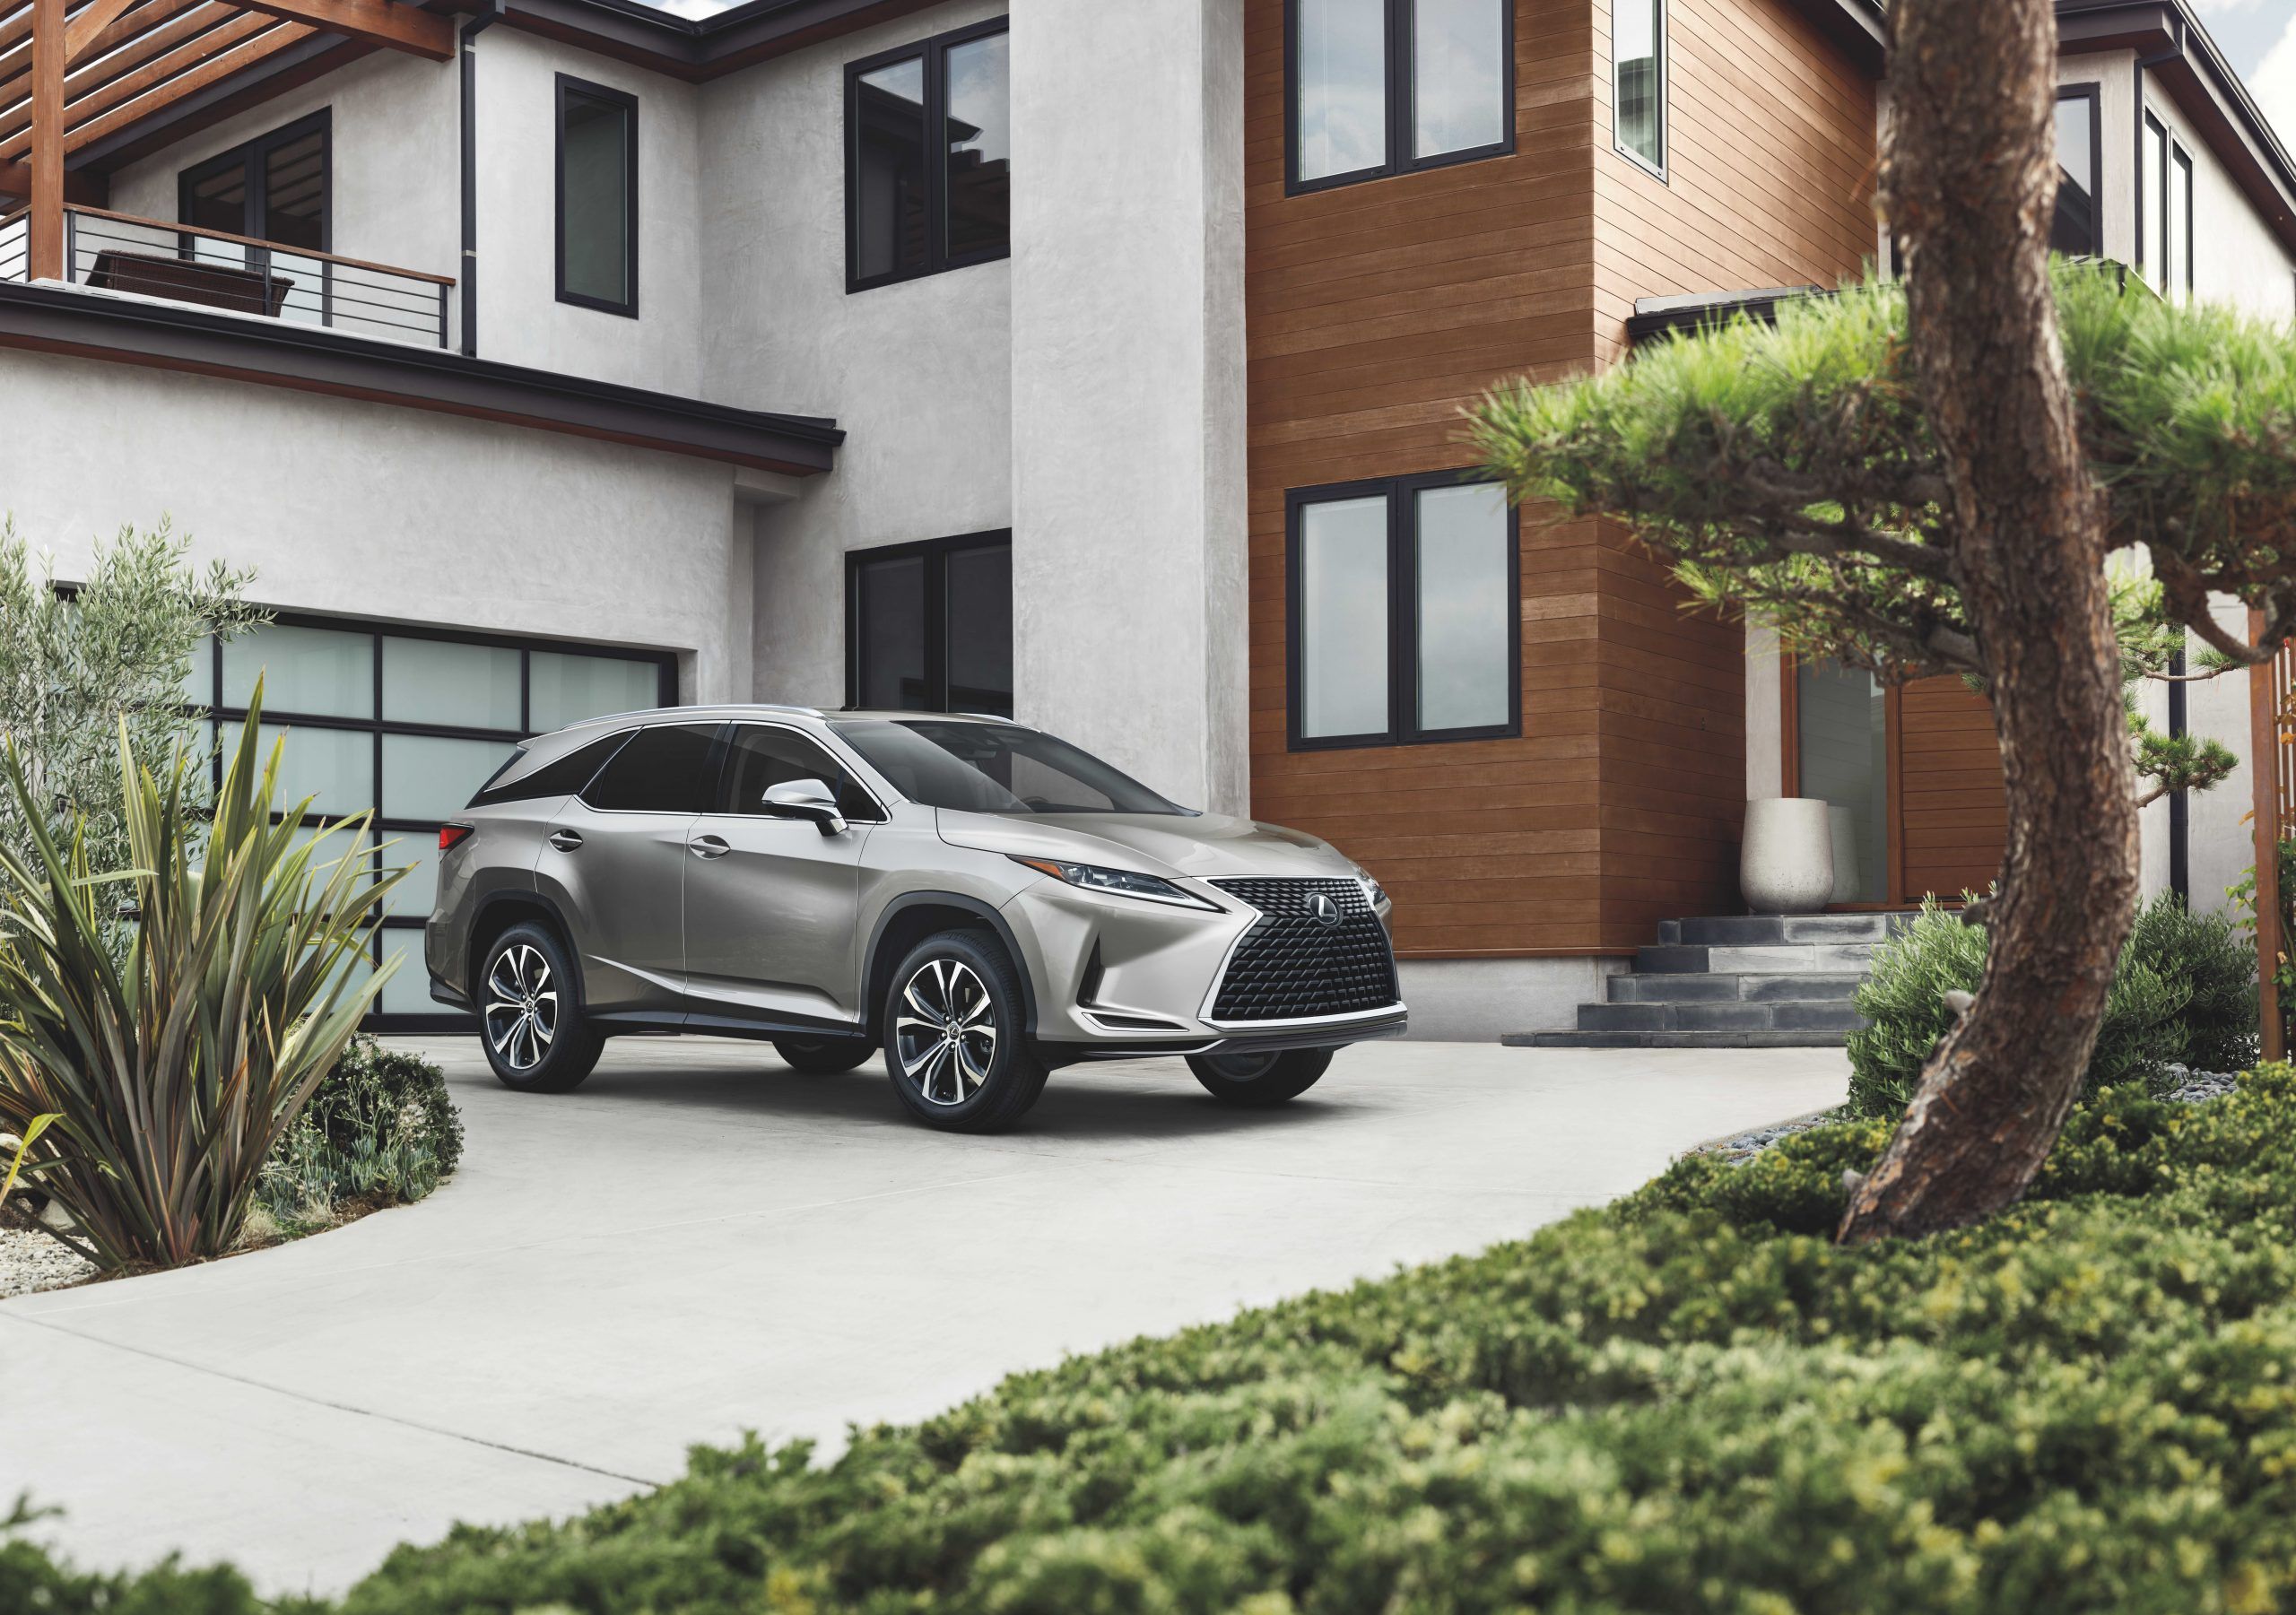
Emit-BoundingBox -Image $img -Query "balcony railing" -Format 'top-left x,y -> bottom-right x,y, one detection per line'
2,205 -> 455,350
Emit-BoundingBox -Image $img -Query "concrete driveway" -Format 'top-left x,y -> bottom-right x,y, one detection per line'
0,1037 -> 1847,1596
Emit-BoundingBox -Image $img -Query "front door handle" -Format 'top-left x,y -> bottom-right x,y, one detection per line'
548,829 -> 583,853
689,834 -> 731,860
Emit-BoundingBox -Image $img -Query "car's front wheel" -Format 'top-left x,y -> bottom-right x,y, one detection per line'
478,922 -> 602,1093
881,930 -> 1046,1132
773,1035 -> 874,1075
1185,1046 -> 1334,1107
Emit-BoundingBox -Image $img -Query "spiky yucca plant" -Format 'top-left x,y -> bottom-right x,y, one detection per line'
0,684 -> 402,1269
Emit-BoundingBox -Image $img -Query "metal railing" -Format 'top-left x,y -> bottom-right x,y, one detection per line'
2,205 -> 455,349
0,208 -> 27,283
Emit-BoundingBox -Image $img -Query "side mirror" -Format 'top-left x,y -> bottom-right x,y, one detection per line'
760,777 -> 848,837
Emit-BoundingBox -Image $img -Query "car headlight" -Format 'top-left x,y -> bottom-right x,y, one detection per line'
1009,855 -> 1218,911
1353,865 -> 1388,908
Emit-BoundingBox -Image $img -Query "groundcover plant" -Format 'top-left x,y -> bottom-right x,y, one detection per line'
8,1068 -> 2296,1612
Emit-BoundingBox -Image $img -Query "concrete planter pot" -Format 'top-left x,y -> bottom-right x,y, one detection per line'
1742,797 -> 1836,913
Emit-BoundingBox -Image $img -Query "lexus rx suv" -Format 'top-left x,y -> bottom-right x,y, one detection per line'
424,707 -> 1406,1132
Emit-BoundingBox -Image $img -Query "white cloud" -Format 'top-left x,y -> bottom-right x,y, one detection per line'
2255,15 -> 2296,153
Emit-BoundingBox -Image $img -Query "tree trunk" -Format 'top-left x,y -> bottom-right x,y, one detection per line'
1837,0 -> 2136,1243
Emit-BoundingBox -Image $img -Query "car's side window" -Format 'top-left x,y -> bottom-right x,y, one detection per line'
579,723 -> 723,812
719,725 -> 883,821
471,729 -> 634,808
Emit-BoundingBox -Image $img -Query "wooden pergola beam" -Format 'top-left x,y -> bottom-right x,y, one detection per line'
0,9 -> 276,158
0,152 -> 104,198
2,0 -> 237,121
62,0 -> 137,59
24,0 -> 57,275
226,0 -> 447,60
54,17 -> 311,155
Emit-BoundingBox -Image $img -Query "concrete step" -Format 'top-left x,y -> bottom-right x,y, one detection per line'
1508,1029 -> 1855,1050
1607,971 -> 1864,1004
1575,999 -> 1866,1035
1669,913 -> 1914,947
1634,941 -> 1876,976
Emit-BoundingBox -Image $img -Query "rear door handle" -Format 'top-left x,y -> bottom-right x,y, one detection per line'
688,834 -> 731,860
548,829 -> 583,853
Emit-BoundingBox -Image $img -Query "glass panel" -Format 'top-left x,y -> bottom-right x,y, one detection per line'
1413,0 -> 1506,160
944,31 -> 1010,259
2051,95 -> 2097,256
582,724 -> 721,813
527,651 -> 663,731
378,930 -> 441,1016
383,734 -> 519,821
1299,494 -> 1390,739
1613,0 -> 1664,170
1413,482 -> 1511,733
182,635 -> 214,708
376,831 -> 437,924
1795,658 -> 1887,904
854,56 -> 929,282
2144,117 -> 2169,293
945,543 -> 1013,716
383,637 -> 521,730
855,553 -> 928,710
1297,0 -> 1387,182
720,725 -> 877,821
260,723 -> 374,819
224,623 -> 373,717
263,131 -> 328,328
2170,148 -> 2192,300
561,89 -> 633,307
184,158 -> 248,237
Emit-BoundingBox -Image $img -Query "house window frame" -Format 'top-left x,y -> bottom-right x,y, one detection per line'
843,16 -> 1012,294
2053,82 -> 2104,256
1283,0 -> 1517,196
1283,470 -> 1522,751
844,528 -> 1014,714
1610,0 -> 1669,182
198,612 -> 677,1034
554,73 -> 641,318
177,109 -> 334,317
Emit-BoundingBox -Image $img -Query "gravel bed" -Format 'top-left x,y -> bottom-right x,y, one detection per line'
1699,1063 -> 2243,1166
0,1220 -> 95,1298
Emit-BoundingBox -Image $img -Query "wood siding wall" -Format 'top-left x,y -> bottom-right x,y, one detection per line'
1244,0 -> 1878,957
1898,674 -> 2011,900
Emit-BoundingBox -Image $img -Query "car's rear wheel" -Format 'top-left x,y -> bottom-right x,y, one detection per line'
478,922 -> 602,1093
773,1035 -> 874,1075
882,930 -> 1046,1132
1185,1046 -> 1335,1107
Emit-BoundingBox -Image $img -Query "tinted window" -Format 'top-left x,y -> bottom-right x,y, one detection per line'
944,30 -> 1009,259
833,720 -> 1187,815
847,22 -> 1009,290
559,77 -> 637,313
848,535 -> 1013,716
718,726 -> 881,821
581,724 -> 721,812
471,729 -> 634,808
2053,91 -> 2099,256
853,57 -> 927,282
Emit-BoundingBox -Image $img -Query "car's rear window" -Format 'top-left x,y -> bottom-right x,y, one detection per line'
468,729 -> 634,808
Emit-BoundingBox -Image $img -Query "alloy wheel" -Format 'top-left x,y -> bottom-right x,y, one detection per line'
1201,1050 -> 1280,1082
484,942 -> 558,1072
893,958 -> 998,1107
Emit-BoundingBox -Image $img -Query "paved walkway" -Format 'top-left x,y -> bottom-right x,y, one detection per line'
0,1038 -> 1847,1596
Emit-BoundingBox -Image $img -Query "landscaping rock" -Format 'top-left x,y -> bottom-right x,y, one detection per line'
0,1223 -> 95,1298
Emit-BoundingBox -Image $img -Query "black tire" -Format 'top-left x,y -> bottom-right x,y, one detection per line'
880,929 -> 1047,1133
476,922 -> 602,1094
773,1036 -> 874,1075
1185,1046 -> 1335,1107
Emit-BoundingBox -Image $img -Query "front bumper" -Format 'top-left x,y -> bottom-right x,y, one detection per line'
1060,1004 -> 1409,1062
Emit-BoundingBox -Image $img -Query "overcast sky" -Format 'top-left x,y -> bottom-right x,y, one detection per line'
2194,1 -> 2296,152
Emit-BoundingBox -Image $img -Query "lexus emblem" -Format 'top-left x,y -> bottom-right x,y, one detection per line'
1309,892 -> 1344,927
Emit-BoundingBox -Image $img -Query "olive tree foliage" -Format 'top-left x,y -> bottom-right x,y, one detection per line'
0,518 -> 265,880
1468,267 -> 2270,815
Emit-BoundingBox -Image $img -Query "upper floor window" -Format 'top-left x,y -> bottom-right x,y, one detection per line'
2143,111 -> 2196,300
2052,84 -> 2101,256
557,75 -> 639,317
173,111 -> 331,326
1288,0 -> 1512,193
180,111 -> 330,256
1287,473 -> 1518,749
848,531 -> 1013,716
1613,0 -> 1665,177
846,20 -> 1011,292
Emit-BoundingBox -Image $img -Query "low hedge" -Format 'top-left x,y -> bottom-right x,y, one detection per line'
12,1070 -> 2296,1613
257,1036 -> 463,1229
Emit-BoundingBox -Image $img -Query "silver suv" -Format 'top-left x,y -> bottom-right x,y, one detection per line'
425,707 -> 1405,1131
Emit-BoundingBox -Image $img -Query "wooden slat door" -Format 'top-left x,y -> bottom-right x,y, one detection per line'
1894,674 -> 2009,900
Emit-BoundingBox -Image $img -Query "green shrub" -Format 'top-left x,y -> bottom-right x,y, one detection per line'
258,1036 -> 463,1227
1848,892 -> 2257,1116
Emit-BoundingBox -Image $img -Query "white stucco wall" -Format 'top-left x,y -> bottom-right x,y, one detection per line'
1,349 -> 751,701
2142,64 -> 2296,321
1009,0 -> 1248,814
701,0 -> 1013,712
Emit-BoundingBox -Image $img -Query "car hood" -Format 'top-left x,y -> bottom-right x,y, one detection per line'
935,810 -> 1356,881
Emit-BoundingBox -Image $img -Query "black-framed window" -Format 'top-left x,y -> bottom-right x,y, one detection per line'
2141,110 -> 2195,301
845,18 -> 1009,292
178,109 -> 331,323
187,615 -> 675,1030
1286,0 -> 1511,194
846,531 -> 1013,716
1613,0 -> 1666,178
2053,83 -> 2103,256
556,74 -> 639,317
1286,473 -> 1519,750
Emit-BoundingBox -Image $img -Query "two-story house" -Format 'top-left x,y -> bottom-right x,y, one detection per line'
4,0 -> 2291,1038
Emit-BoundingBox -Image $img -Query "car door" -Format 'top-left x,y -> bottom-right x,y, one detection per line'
537,721 -> 725,1018
681,724 -> 881,1029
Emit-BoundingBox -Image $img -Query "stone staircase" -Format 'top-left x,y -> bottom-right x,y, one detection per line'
1505,912 -> 1916,1049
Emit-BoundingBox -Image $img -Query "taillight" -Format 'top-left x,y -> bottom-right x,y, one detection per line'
439,824 -> 474,853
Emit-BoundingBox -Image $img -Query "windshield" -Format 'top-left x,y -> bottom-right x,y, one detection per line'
831,719 -> 1191,815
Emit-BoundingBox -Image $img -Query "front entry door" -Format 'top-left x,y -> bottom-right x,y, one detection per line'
540,722 -> 724,1016
682,724 -> 883,1030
